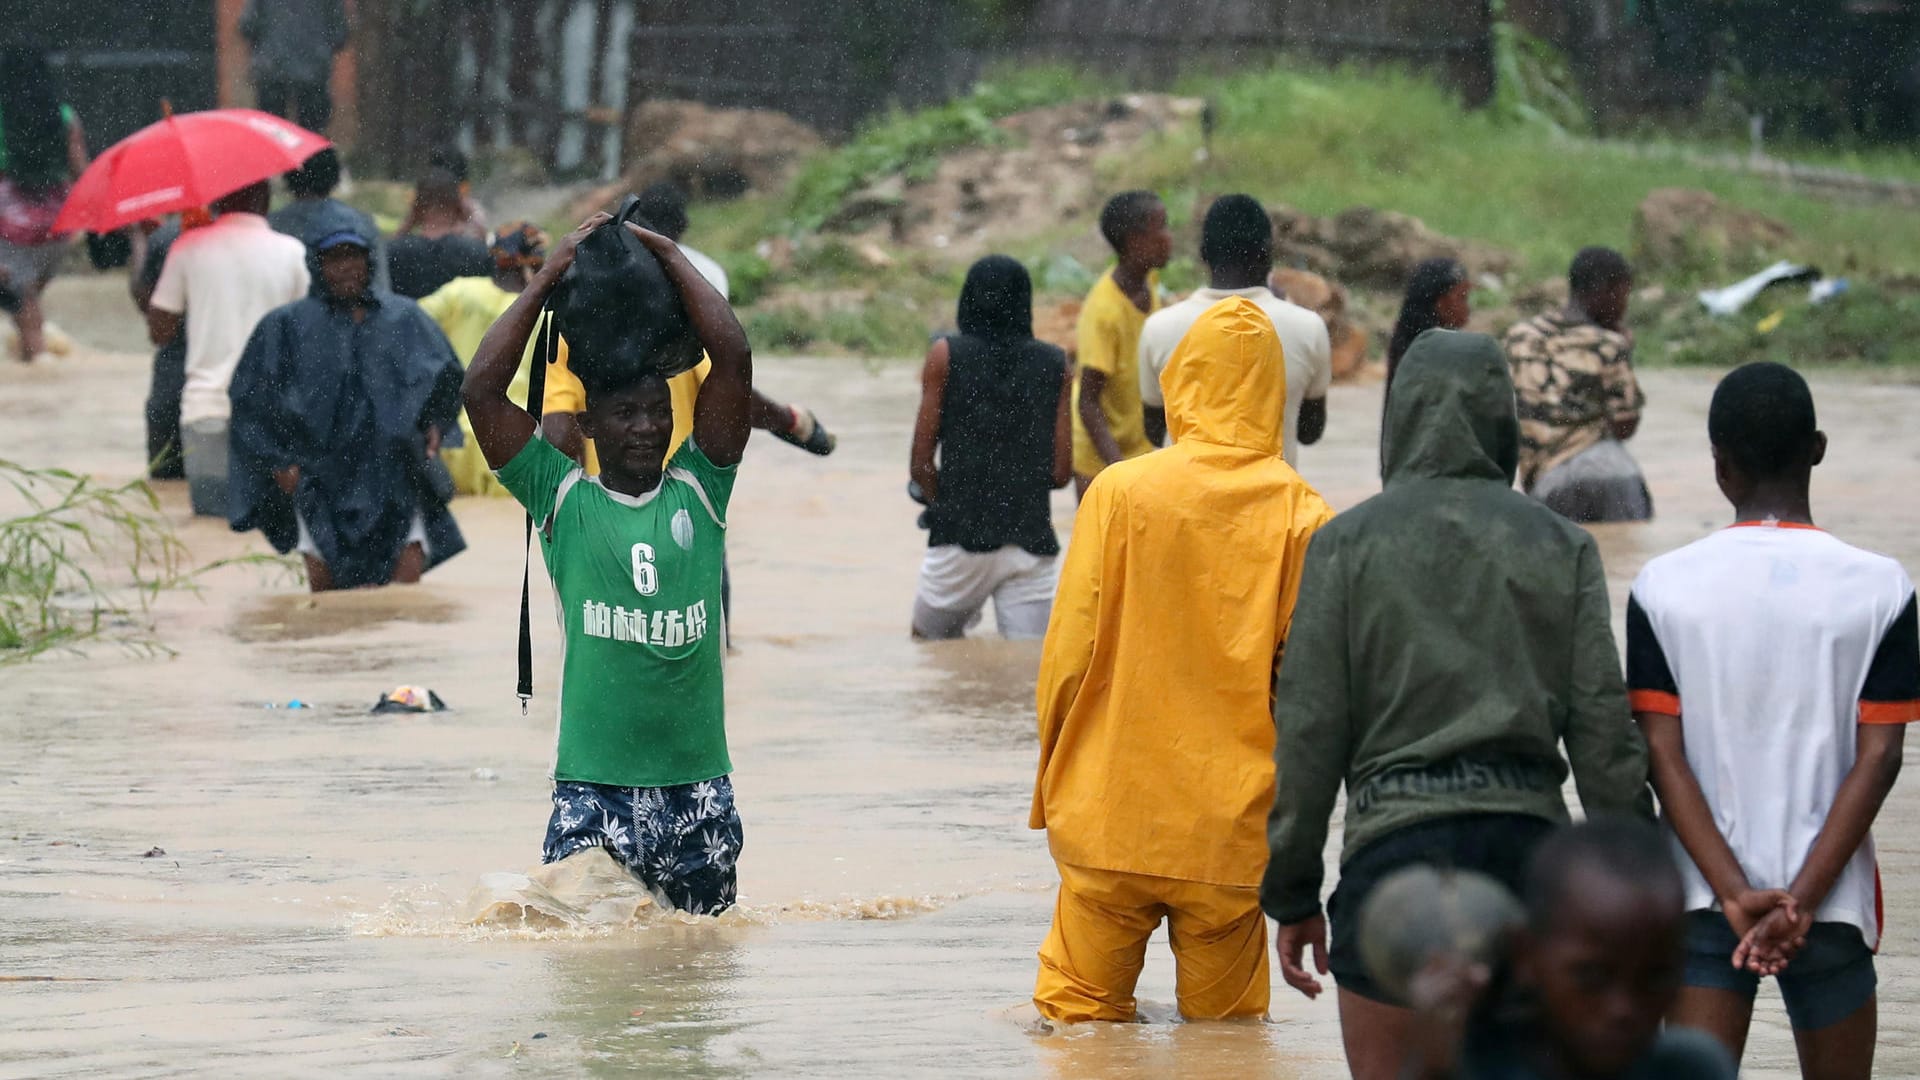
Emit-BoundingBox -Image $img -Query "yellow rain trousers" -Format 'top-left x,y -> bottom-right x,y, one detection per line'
1030,297 -> 1334,1023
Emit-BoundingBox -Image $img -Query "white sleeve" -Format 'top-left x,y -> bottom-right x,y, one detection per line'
150,242 -> 187,314
1138,323 -> 1166,408
1306,316 -> 1333,397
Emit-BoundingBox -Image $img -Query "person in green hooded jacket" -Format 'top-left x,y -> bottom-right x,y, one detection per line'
1261,328 -> 1653,1080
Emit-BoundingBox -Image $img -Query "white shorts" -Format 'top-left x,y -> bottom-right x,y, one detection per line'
295,509 -> 430,561
912,544 -> 1059,641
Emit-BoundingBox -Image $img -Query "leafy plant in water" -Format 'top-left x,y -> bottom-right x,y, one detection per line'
0,461 -> 260,662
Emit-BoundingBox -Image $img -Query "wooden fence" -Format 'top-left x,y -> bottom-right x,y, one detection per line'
350,0 -> 953,176
342,0 -> 1638,176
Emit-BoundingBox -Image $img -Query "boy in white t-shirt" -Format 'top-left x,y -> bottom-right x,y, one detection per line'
1628,362 -> 1918,1079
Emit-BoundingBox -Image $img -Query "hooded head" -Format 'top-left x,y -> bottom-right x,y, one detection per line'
1160,297 -> 1286,453
1380,329 -> 1519,487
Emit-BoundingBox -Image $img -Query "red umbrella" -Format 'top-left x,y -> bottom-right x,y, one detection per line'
52,109 -> 331,235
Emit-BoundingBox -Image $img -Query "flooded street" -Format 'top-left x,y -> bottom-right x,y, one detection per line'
5,276 -> 1920,1077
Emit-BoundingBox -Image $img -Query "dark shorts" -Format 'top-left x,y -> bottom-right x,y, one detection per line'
1683,911 -> 1876,1031
1328,812 -> 1558,1005
543,777 -> 744,916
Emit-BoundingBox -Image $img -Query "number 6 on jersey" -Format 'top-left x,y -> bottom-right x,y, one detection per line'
631,543 -> 659,596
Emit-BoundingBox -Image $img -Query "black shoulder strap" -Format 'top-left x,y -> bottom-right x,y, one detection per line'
517,309 -> 553,713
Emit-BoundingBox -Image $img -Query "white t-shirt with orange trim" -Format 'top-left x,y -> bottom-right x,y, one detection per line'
1627,520 -> 1920,947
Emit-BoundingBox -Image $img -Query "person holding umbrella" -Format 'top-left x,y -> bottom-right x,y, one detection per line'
146,181 -> 310,517
57,106 -> 330,511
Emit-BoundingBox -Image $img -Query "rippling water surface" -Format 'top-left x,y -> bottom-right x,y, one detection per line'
4,281 -> 1917,1076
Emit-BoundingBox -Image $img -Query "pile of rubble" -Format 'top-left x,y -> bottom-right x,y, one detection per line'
823,94 -> 1208,261
1269,205 -> 1516,290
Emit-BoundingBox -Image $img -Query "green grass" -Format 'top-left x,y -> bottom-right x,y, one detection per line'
1097,64 -> 1920,285
1637,284 -> 1920,369
740,301 -> 933,357
694,60 -> 1920,362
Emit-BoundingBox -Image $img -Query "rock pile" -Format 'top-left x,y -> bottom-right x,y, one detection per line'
1269,205 -> 1517,290
824,95 -> 1207,262
1631,188 -> 1796,276
620,100 -> 825,199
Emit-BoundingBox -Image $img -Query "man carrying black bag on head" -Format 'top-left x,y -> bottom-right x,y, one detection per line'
462,202 -> 755,915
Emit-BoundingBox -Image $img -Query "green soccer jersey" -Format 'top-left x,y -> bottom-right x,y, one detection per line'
498,436 -> 735,788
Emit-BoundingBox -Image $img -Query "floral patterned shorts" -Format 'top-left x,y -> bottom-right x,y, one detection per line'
542,777 -> 743,915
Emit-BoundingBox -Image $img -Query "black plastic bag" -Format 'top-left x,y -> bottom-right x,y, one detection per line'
549,193 -> 701,394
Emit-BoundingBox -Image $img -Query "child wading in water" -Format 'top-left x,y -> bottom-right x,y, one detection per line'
1402,820 -> 1736,1079
1070,191 -> 1171,497
1629,362 -> 1916,1078
463,211 -> 753,915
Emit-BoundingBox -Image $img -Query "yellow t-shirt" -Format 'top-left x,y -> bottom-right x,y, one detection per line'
1070,268 -> 1160,479
542,341 -> 709,476
417,276 -> 531,497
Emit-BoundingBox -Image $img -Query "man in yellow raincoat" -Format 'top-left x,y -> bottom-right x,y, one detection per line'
1030,296 -> 1334,1023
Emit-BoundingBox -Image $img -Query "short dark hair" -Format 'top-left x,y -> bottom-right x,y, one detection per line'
1709,361 -> 1819,478
413,168 -> 465,213
580,365 -> 671,409
635,181 -> 690,243
1524,818 -> 1682,933
285,148 -> 341,198
1099,190 -> 1162,254
213,179 -> 272,216
1569,246 -> 1632,296
1199,194 -> 1272,271
428,145 -> 469,183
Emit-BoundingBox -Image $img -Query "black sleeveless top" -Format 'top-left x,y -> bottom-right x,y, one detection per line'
928,333 -> 1066,557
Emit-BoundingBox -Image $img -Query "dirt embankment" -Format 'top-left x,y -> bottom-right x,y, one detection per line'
562,97 -> 1860,370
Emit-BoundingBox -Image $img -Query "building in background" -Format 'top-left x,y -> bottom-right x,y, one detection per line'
11,0 -> 220,152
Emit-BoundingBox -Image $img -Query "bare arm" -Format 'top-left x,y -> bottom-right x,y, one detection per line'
909,338 -> 949,502
463,212 -> 606,469
1143,405 -> 1167,448
748,389 -> 795,433
1298,396 -> 1327,446
1789,724 -> 1904,912
1076,369 -> 1123,466
1053,363 -> 1073,489
65,114 -> 89,177
541,412 -> 587,466
147,308 -> 182,347
624,223 -> 752,467
128,229 -> 156,311
1639,714 -> 1759,902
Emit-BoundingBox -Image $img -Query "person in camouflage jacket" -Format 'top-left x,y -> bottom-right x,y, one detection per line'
1503,247 -> 1652,522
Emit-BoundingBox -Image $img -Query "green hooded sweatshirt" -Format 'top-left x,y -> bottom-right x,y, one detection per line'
1260,330 -> 1652,925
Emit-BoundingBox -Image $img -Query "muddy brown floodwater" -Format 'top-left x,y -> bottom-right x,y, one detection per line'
3,276 -> 1919,1077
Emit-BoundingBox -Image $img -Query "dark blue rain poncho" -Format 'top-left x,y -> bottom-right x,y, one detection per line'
227,273 -> 468,587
